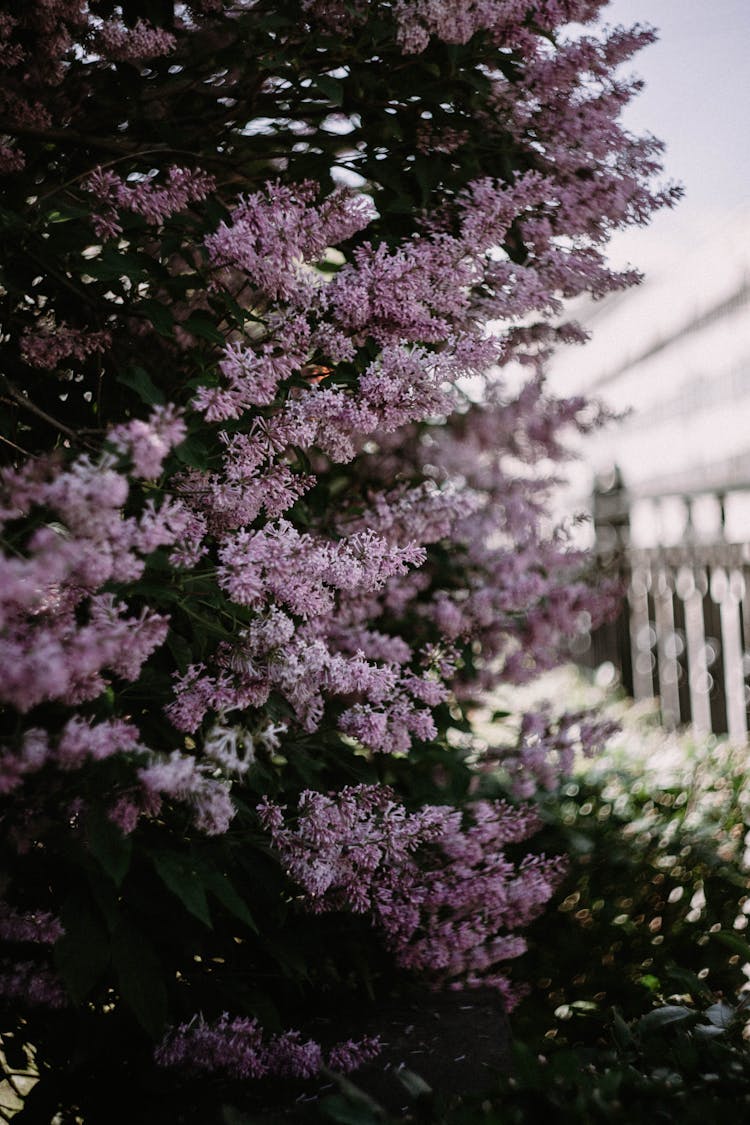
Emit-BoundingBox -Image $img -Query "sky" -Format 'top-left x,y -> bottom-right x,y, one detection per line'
548,0 -> 750,540
603,0 -> 750,265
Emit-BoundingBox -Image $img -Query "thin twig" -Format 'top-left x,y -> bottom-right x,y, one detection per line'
0,433 -> 33,458
0,381 -> 80,443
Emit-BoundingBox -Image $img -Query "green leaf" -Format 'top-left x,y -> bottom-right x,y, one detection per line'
204,870 -> 258,932
467,70 -> 492,95
117,365 -> 165,405
611,1008 -> 633,1050
54,898 -> 110,1004
139,299 -> 174,337
173,434 -> 210,469
111,917 -> 167,1039
86,866 -> 121,933
394,1067 -> 433,1100
319,1095 -> 384,1125
152,851 -> 213,928
320,1070 -> 387,1123
664,965 -> 711,999
166,629 -> 194,672
713,930 -> 750,958
693,1024 -> 727,1040
316,75 -> 345,106
182,313 -> 225,345
638,1005 -> 694,1034
87,807 -> 133,887
705,1001 -> 735,1029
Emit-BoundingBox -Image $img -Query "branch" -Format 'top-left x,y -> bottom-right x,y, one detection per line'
1,122 -> 146,156
0,380 -> 80,444
0,433 -> 33,459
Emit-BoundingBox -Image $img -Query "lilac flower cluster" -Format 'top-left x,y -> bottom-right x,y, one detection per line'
0,718 -> 140,795
489,708 -> 622,798
216,520 -> 425,616
404,385 -> 620,690
166,624 -> 439,754
151,162 -> 628,768
85,165 -> 216,240
389,0 -> 605,54
0,715 -> 235,837
0,960 -> 67,1009
0,903 -> 64,945
21,321 -> 111,371
109,405 -> 187,480
137,750 -> 236,836
94,17 -> 176,60
0,0 -> 674,1073
156,1013 -> 381,1079
0,456 -> 173,711
205,182 -> 376,302
259,785 -> 565,1004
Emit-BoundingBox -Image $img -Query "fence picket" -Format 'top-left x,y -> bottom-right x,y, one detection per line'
582,476 -> 750,741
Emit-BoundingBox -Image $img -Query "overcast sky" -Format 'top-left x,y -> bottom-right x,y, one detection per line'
549,0 -> 750,531
601,0 -> 750,268
552,0 -> 750,398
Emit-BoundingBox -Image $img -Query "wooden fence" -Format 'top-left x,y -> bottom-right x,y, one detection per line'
579,473 -> 750,741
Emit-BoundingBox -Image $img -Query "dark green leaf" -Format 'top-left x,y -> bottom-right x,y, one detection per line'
611,1008 -> 633,1049
111,917 -> 167,1038
86,866 -> 121,932
394,1067 -> 433,1100
152,851 -> 213,928
713,930 -> 750,958
693,1024 -> 727,1039
182,313 -> 225,345
166,629 -> 194,672
117,365 -> 165,405
319,1096 -> 385,1125
54,898 -> 110,1004
87,807 -> 133,887
638,1005 -> 694,1034
321,1070 -> 387,1122
316,75 -> 344,106
204,870 -> 258,932
173,434 -> 210,468
139,299 -> 174,337
705,1001 -> 735,1029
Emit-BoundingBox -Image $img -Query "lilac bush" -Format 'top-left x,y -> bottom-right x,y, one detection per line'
0,1 -> 676,1118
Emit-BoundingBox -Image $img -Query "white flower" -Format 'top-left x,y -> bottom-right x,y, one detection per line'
203,720 -> 255,777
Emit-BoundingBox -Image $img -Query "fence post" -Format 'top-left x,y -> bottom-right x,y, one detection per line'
590,467 -> 632,692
